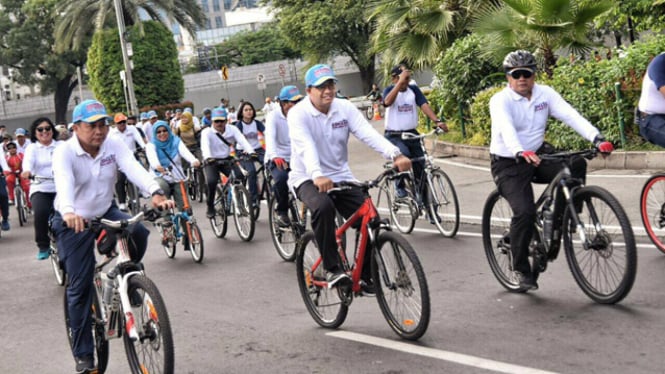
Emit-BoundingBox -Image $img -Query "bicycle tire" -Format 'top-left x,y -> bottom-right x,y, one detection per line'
426,169 -> 460,238
481,190 -> 526,293
372,231 -> 430,340
640,174 -> 665,254
268,197 -> 298,261
123,275 -> 174,374
296,231 -> 348,328
64,286 -> 109,373
158,222 -> 176,259
50,242 -> 65,286
232,184 -> 255,241
563,186 -> 637,304
186,222 -> 204,263
210,185 -> 228,238
187,171 -> 197,202
365,106 -> 373,120
127,183 -> 142,216
380,177 -> 417,234
16,188 -> 27,226
197,169 -> 206,203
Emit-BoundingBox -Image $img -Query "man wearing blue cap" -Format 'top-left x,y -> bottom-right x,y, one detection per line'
200,106 -> 254,218
288,64 -> 412,290
143,110 -> 158,142
51,99 -> 175,373
264,85 -> 303,226
13,127 -> 31,154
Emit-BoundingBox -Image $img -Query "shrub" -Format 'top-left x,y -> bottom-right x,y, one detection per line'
468,85 -> 504,146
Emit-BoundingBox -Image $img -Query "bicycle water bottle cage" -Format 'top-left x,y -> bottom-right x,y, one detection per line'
96,229 -> 118,256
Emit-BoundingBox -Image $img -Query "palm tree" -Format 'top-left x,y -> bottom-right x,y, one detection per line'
471,0 -> 612,75
54,0 -> 206,52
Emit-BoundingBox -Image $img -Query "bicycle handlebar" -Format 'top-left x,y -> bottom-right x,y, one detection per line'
537,148 -> 599,161
328,168 -> 397,193
400,127 -> 445,140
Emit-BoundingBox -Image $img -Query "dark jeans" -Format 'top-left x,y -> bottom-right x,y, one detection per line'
52,205 -> 149,359
203,159 -> 246,213
0,176 -> 8,220
296,181 -> 371,279
639,114 -> 665,147
385,131 -> 426,196
240,148 -> 265,204
490,156 -> 586,274
269,161 -> 290,213
31,192 -> 56,251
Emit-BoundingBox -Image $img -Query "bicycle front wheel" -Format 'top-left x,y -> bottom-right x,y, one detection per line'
210,185 -> 228,238
50,242 -> 65,286
127,183 -> 142,216
186,222 -> 204,263
296,231 -> 348,329
64,288 -> 109,373
232,184 -> 255,241
372,231 -> 430,340
123,275 -> 174,374
481,190 -> 524,292
379,178 -> 417,234
426,169 -> 460,238
158,222 -> 176,259
17,189 -> 27,226
268,197 -> 297,261
563,186 -> 637,304
640,174 -> 665,253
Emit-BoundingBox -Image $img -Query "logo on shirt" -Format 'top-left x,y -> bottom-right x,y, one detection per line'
397,104 -> 414,113
100,154 -> 116,167
534,102 -> 548,112
332,119 -> 348,129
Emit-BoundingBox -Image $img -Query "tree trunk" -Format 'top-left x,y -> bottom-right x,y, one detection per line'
54,74 -> 75,124
357,59 -> 375,94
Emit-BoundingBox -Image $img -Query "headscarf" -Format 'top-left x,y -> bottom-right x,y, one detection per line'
180,112 -> 194,133
151,121 -> 180,168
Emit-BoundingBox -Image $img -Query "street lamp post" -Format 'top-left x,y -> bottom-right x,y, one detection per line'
113,0 -> 138,115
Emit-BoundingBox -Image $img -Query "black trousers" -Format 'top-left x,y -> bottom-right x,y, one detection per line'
490,156 -> 586,274
31,192 -> 56,251
296,180 -> 371,278
203,160 -> 245,213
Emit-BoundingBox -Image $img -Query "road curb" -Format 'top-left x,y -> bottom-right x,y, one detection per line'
426,140 -> 665,170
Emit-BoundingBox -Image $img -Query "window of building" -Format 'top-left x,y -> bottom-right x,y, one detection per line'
215,16 -> 223,28
201,0 -> 209,12
213,0 -> 220,11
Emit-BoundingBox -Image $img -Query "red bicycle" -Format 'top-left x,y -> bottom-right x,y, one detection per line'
296,169 -> 430,341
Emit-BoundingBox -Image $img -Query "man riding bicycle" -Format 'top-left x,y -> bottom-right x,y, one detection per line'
109,112 -> 146,211
264,85 -> 303,227
288,64 -> 411,290
489,50 -> 614,291
52,99 -> 174,373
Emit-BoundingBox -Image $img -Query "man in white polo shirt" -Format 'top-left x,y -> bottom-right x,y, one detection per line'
638,52 -> 665,146
51,99 -> 174,374
109,112 -> 146,210
288,64 -> 411,290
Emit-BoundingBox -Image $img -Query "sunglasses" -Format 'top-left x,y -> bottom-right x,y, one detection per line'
36,127 -> 52,132
213,119 -> 227,124
508,69 -> 534,79
117,121 -> 127,125
156,129 -> 169,134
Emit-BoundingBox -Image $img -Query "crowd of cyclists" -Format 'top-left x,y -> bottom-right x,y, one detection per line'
3,48 -> 660,373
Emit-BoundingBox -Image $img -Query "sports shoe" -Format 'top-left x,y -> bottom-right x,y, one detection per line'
514,271 -> 538,291
326,270 -> 351,288
360,278 -> 376,297
75,356 -> 95,373
1,220 -> 9,231
7,199 -> 14,206
36,249 -> 49,261
427,212 -> 442,225
276,212 -> 291,227
206,208 -> 215,219
118,203 -> 128,212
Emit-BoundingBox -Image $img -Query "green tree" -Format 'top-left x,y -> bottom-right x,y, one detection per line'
471,0 -> 613,75
268,0 -> 376,91
591,0 -> 665,46
0,0 -> 88,123
87,21 -> 184,112
212,24 -> 301,67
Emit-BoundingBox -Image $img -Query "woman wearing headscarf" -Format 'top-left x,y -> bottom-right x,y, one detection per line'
146,121 -> 200,212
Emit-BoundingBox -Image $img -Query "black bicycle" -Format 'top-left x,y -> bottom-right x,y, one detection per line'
208,158 -> 255,241
481,149 -> 637,304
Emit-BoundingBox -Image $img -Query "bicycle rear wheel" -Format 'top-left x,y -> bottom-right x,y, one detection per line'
378,178 -> 417,234
640,174 -> 665,254
268,197 -> 297,261
123,275 -> 174,374
64,288 -> 109,373
563,186 -> 637,304
372,231 -> 430,340
186,221 -> 204,263
296,231 -> 348,329
426,169 -> 459,238
50,242 -> 65,286
232,184 -> 255,241
481,190 -> 525,292
210,185 -> 228,238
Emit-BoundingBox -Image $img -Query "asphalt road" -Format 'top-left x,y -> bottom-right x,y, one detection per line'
1,119 -> 664,374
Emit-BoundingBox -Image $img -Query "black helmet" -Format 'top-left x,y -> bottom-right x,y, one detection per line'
503,50 -> 537,71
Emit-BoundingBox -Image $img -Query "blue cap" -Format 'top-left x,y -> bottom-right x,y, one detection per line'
139,112 -> 147,120
72,99 -> 111,124
184,107 -> 193,113
211,107 -> 228,121
148,110 -> 158,119
279,85 -> 303,102
305,64 -> 337,87
14,128 -> 27,136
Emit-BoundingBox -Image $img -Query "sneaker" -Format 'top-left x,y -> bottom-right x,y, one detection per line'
360,278 -> 376,297
75,356 -> 95,373
1,220 -> 9,231
7,199 -> 14,206
276,212 -> 291,227
514,271 -> 538,291
427,212 -> 442,225
36,249 -> 49,261
326,270 -> 351,289
118,203 -> 128,212
206,208 -> 215,219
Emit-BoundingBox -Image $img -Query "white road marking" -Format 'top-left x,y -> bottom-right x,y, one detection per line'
327,331 -> 560,374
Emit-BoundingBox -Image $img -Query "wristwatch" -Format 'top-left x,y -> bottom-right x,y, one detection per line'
151,189 -> 166,197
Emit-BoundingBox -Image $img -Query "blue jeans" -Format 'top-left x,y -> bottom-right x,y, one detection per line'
385,131 -> 426,198
269,161 -> 290,213
53,204 -> 150,359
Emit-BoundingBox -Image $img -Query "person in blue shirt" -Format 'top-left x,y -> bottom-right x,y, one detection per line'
638,53 -> 665,146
